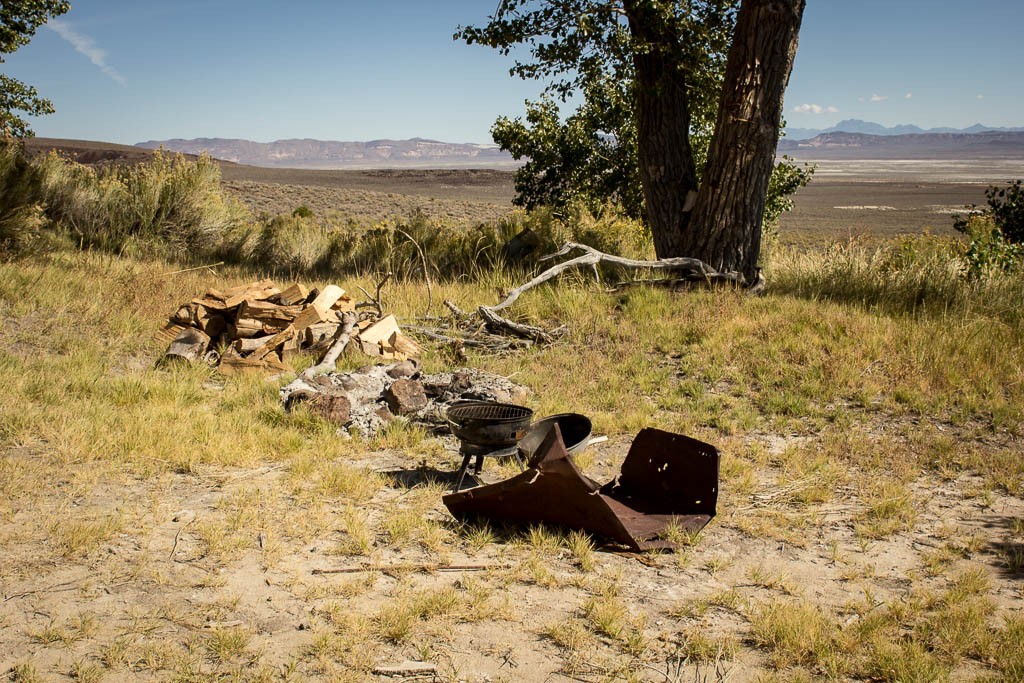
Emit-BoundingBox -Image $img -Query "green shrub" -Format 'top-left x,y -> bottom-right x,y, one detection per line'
3,143 -> 652,278
955,180 -> 1024,275
37,149 -> 251,259
0,139 -> 46,256
253,214 -> 334,275
956,214 -> 1024,276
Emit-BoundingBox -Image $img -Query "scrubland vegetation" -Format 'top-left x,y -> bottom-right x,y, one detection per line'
1,142 -> 1023,681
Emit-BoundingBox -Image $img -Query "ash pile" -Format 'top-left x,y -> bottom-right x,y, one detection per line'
280,361 -> 529,437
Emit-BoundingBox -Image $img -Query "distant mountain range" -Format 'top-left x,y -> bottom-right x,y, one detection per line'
138,125 -> 1024,169
136,137 -> 516,169
777,130 -> 1024,160
783,119 -> 1024,141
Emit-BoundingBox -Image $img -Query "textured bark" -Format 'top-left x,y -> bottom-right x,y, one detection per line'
688,0 -> 806,281
622,0 -> 699,259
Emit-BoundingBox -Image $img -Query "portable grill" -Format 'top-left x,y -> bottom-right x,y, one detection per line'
446,400 -> 533,492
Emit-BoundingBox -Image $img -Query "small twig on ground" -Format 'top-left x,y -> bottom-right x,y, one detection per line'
357,271 -> 392,317
443,299 -> 467,319
3,580 -> 82,603
478,305 -> 555,344
161,261 -> 224,277
312,561 -> 510,575
169,516 -> 196,560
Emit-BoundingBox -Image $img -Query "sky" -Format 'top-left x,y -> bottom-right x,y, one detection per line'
3,1 -> 1023,145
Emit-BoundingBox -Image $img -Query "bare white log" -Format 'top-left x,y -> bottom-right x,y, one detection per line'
299,311 -> 357,380
488,242 -> 746,314
474,242 -> 750,343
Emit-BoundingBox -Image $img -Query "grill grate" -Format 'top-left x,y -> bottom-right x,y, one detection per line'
447,401 -> 533,423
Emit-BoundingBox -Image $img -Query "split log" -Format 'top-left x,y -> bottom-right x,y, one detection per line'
192,296 -> 230,312
331,295 -> 356,313
220,279 -> 280,308
171,304 -> 194,325
304,321 -> 341,347
219,350 -> 288,375
281,334 -> 303,361
238,299 -> 302,324
233,317 -> 267,338
391,333 -> 422,359
163,328 -> 210,364
358,314 -> 399,353
292,285 -> 345,331
156,322 -> 190,345
251,325 -> 295,361
198,314 -> 226,338
276,283 -> 308,306
235,334 -> 275,353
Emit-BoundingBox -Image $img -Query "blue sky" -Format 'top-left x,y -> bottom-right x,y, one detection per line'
4,1 -> 1022,144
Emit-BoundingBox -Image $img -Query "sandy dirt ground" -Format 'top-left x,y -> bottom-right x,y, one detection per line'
3,420 -> 1022,681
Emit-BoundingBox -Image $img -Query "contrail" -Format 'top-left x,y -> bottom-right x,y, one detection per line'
47,18 -> 127,86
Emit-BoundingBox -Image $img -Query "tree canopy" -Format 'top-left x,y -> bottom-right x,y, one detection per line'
458,0 -> 808,281
1,0 -> 70,137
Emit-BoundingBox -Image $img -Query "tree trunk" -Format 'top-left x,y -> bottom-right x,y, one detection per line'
688,0 -> 806,281
623,0 -> 700,259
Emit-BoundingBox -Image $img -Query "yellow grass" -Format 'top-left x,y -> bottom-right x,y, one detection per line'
1,241 -> 1022,681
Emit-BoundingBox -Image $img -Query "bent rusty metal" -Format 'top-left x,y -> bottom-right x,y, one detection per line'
443,425 -> 719,551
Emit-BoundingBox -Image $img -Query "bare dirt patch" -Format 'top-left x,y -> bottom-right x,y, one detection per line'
2,427 -> 1021,682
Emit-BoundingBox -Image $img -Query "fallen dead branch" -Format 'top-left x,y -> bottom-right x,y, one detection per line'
487,241 -> 751,315
299,311 -> 357,380
424,242 -> 762,348
404,325 -> 531,351
357,271 -> 392,317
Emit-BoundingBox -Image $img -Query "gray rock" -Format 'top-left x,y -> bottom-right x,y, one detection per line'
384,378 -> 428,415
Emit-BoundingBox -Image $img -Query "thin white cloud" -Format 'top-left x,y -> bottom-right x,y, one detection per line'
870,94 -> 887,103
47,19 -> 126,86
905,92 -> 913,99
977,94 -> 984,100
792,103 -> 839,115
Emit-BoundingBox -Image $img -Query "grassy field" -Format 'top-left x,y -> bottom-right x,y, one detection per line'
1,157 -> 1023,682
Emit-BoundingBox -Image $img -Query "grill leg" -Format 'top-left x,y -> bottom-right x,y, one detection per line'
452,452 -> 474,493
473,454 -> 484,475
513,450 -> 527,471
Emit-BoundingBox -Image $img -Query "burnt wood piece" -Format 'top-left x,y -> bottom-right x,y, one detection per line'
442,426 -> 718,552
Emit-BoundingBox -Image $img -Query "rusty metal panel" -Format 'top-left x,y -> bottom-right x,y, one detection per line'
443,424 -> 720,552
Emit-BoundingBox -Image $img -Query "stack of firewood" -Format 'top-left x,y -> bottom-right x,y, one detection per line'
158,279 -> 420,373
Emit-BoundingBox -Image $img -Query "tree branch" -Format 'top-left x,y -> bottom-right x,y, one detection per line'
473,242 -> 752,344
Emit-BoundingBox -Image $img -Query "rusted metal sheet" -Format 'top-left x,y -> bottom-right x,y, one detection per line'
442,424 -> 719,551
